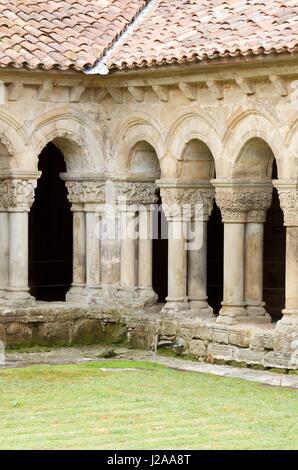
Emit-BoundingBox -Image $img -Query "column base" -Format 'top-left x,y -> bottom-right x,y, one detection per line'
276,310 -> 298,332
138,288 -> 158,307
162,297 -> 190,315
66,286 -> 89,305
189,299 -> 215,318
115,287 -> 141,307
5,289 -> 35,307
217,303 -> 247,324
246,303 -> 272,323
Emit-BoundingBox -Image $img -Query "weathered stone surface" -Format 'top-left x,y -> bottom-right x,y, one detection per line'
188,339 -> 207,358
71,319 -> 104,345
104,322 -> 127,344
229,330 -> 251,348
207,343 -> 236,361
35,322 -> 72,346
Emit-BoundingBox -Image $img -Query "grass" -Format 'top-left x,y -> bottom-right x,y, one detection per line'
0,360 -> 297,450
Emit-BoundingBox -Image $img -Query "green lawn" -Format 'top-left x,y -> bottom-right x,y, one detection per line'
0,360 -> 297,450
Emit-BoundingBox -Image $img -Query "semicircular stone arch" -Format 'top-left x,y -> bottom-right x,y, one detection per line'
225,109 -> 285,178
110,114 -> 166,177
166,111 -> 222,178
28,111 -> 104,174
0,108 -> 29,171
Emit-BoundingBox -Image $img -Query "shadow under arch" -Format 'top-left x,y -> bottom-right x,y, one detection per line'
29,143 -> 72,301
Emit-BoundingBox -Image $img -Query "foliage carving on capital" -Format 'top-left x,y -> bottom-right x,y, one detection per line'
65,181 -> 106,204
215,189 -> 272,223
0,179 -> 37,211
160,187 -> 214,220
117,182 -> 158,205
277,190 -> 298,226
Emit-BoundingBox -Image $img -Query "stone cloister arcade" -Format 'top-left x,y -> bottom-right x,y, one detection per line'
0,64 -> 297,367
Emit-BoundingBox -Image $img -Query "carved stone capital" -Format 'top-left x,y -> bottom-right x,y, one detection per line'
0,178 -> 37,211
160,186 -> 214,221
215,187 -> 272,223
274,181 -> 298,226
65,180 -> 106,205
116,182 -> 158,205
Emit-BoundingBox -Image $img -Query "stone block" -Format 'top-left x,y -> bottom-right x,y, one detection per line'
192,326 -> 213,341
5,322 -> 33,346
207,343 -> 236,361
104,322 -> 127,344
129,325 -> 156,350
263,352 -> 291,369
188,339 -> 207,358
229,331 -> 251,348
35,321 -> 72,346
71,319 -> 105,345
234,347 -> 265,365
212,328 -> 229,344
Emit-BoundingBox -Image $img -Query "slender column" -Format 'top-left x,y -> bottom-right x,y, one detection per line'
138,207 -> 153,289
120,208 -> 137,288
0,211 -> 9,297
159,184 -> 190,313
4,178 -> 38,305
244,190 -> 272,321
85,208 -> 101,291
116,181 -> 158,306
214,185 -> 248,323
187,187 -> 214,316
63,177 -> 106,303
274,181 -> 298,329
66,205 -> 86,302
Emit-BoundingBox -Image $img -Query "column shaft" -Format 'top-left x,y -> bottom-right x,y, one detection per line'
138,209 -> 152,289
86,211 -> 101,289
72,210 -> 86,287
188,220 -> 210,309
285,226 -> 298,311
219,222 -> 247,322
0,212 -> 9,297
164,218 -> 188,311
6,211 -> 32,301
120,210 -> 137,288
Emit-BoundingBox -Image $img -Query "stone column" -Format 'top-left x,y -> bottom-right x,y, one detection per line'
0,208 -> 9,298
63,177 -> 106,304
187,186 -> 214,316
116,181 -> 159,306
4,178 -> 38,305
159,183 -> 191,314
274,181 -> 298,330
214,185 -> 249,324
245,190 -> 272,322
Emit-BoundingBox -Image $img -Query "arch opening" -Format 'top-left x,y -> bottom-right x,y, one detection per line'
263,160 -> 286,320
29,143 -> 73,301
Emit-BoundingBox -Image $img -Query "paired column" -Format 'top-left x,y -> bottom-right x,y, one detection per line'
244,191 -> 272,322
214,182 -> 272,324
274,181 -> 298,330
64,177 -> 106,304
187,186 -> 214,316
159,183 -> 191,313
117,181 -> 158,305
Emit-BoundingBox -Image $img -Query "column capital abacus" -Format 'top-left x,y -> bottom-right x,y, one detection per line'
212,180 -> 272,223
64,179 -> 106,209
158,181 -> 214,221
115,181 -> 159,206
0,177 -> 39,212
273,180 -> 298,226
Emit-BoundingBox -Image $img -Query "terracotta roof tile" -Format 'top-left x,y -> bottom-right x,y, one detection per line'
0,0 -> 149,71
107,0 -> 298,70
0,0 -> 297,72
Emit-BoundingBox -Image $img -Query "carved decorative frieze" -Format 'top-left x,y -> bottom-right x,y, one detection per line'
160,187 -> 214,221
65,181 -> 106,204
276,190 -> 298,226
0,179 -> 37,211
117,182 -> 158,205
215,189 -> 272,223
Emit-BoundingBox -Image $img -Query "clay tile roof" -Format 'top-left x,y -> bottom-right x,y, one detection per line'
106,0 -> 298,70
0,0 -> 297,72
0,0 -> 148,71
